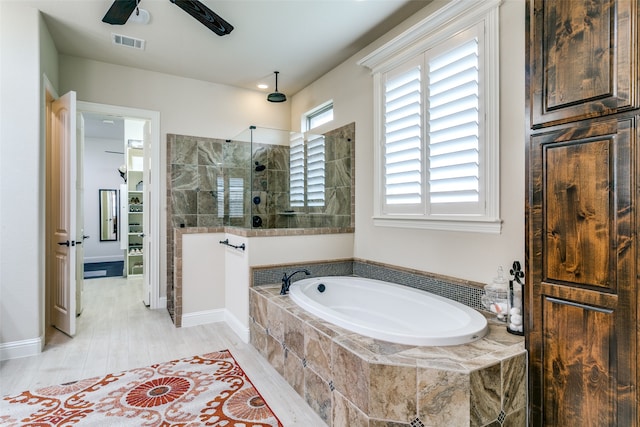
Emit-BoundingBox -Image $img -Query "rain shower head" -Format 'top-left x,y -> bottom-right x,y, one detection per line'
267,71 -> 286,103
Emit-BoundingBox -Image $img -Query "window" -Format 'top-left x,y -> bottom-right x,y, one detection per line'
289,132 -> 326,208
290,102 -> 332,208
229,177 -> 244,218
289,133 -> 305,207
306,102 -> 333,130
217,176 -> 245,218
359,0 -> 501,233
306,135 -> 326,206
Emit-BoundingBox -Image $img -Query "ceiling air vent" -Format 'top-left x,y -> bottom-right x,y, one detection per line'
111,33 -> 145,50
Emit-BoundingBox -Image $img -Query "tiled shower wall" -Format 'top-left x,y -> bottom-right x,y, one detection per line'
252,123 -> 355,229
166,134 -> 239,320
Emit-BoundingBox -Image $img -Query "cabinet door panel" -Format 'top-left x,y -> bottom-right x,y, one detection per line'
542,296 -> 614,426
544,140 -> 611,289
530,0 -> 637,128
527,117 -> 637,426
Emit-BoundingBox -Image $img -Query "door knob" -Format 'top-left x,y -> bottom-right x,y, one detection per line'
57,240 -> 75,246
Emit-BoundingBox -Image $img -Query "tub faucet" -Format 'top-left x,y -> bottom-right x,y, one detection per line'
280,269 -> 311,295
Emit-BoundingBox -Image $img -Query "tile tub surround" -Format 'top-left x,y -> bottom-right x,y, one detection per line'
249,286 -> 526,427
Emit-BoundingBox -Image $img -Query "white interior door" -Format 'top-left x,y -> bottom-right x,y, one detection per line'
75,112 -> 85,316
50,91 -> 77,336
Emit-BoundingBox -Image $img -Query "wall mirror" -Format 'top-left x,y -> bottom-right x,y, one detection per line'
100,189 -> 119,241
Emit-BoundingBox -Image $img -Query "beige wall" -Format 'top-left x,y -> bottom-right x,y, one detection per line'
1,0 -> 526,355
291,0 -> 526,286
0,3 -> 55,354
59,57 -> 292,300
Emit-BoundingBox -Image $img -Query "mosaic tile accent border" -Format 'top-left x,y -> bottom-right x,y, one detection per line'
252,258 -> 489,313
352,259 -> 487,312
252,260 -> 354,287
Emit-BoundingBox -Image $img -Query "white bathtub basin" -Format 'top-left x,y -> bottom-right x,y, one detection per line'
289,276 -> 488,346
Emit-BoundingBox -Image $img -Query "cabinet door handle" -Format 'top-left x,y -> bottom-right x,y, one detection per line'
139,233 -> 145,238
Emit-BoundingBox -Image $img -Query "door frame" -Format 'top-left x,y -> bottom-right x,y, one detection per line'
77,101 -> 162,309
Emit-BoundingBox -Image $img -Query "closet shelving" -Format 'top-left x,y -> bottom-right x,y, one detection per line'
125,147 -> 144,276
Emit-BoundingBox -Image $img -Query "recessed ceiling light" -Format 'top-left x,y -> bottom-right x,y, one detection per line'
102,119 -> 115,125
257,83 -> 269,90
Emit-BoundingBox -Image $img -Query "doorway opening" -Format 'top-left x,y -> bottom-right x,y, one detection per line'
77,101 -> 162,311
44,95 -> 162,344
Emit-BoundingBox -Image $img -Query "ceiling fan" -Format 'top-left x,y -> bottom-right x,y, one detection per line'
102,0 -> 234,36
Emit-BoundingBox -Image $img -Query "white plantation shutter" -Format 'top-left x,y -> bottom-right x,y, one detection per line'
363,1 -> 500,232
428,38 -> 481,209
289,133 -> 305,207
306,135 -> 325,207
229,177 -> 244,218
217,176 -> 224,218
383,61 -> 423,211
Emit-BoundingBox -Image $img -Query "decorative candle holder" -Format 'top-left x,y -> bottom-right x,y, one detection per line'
507,261 -> 524,335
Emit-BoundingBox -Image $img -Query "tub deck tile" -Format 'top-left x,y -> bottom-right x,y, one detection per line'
304,322 -> 333,380
304,366 -> 333,425
248,284 -> 526,427
369,362 -> 417,422
333,390 -> 368,427
332,338 -> 370,414
284,310 -> 306,358
469,362 -> 502,426
266,299 -> 286,342
501,353 -> 527,414
418,367 -> 471,427
440,338 -> 508,362
284,349 -> 305,396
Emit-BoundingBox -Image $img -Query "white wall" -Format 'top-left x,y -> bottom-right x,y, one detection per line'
0,3 -> 56,356
291,0 -> 525,286
59,56 -> 292,300
83,137 -> 125,263
181,233 -> 226,327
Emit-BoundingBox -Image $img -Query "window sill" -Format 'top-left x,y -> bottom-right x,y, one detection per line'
373,216 -> 502,234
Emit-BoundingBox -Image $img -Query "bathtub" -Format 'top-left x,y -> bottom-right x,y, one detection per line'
289,276 -> 488,346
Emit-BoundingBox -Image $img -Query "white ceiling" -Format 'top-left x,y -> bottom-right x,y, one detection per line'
15,0 -> 429,96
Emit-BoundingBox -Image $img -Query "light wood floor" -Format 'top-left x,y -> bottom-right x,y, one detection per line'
0,276 -> 326,426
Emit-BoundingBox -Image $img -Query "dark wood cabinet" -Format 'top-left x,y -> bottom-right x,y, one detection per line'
527,117 -> 637,426
526,1 -> 639,426
529,0 -> 638,128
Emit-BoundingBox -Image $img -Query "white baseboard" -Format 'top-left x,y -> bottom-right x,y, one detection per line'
83,256 -> 125,264
1,336 -> 43,361
181,309 -> 225,328
158,296 -> 167,309
179,309 -> 249,343
224,311 -> 250,343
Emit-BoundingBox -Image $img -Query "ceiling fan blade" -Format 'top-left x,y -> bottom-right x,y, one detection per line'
102,0 -> 139,25
170,0 -> 234,36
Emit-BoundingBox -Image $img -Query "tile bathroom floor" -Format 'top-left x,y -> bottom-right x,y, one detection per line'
0,276 -> 326,426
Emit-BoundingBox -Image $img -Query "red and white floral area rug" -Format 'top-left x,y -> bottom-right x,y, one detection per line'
0,350 -> 283,426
